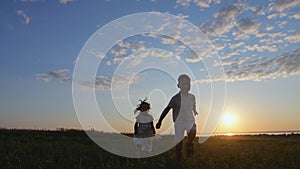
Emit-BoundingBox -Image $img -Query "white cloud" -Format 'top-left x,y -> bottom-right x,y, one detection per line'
173,45 -> 186,56
279,12 -> 288,18
270,0 -> 300,12
244,44 -> 278,52
267,13 -> 278,20
105,60 -> 112,66
266,26 -> 274,31
117,40 -> 147,52
232,30 -> 250,40
195,0 -> 210,8
59,0 -> 76,4
267,32 -> 287,39
111,48 -> 176,65
110,48 -> 127,57
176,0 -> 192,8
185,52 -> 202,63
85,50 -> 106,59
177,13 -> 189,19
214,43 -> 226,51
161,37 -> 177,45
236,18 -> 262,34
289,12 -> 300,20
259,37 -> 284,46
176,0 -> 221,9
255,32 -> 267,38
16,10 -> 30,25
251,6 -> 265,15
229,42 -> 245,49
112,56 -> 130,64
285,30 -> 300,43
221,49 -> 246,60
214,4 -> 242,20
201,21 -> 234,36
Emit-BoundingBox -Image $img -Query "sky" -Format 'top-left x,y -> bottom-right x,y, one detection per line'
0,0 -> 299,135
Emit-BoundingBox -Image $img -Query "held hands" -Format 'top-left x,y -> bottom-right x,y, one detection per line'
156,121 -> 162,129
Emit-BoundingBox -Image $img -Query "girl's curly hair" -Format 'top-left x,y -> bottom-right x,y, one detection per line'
134,98 -> 151,114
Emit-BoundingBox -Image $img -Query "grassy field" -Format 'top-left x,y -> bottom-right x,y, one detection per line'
1,129 -> 300,169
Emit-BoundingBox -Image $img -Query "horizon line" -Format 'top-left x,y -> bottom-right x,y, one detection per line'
1,127 -> 300,135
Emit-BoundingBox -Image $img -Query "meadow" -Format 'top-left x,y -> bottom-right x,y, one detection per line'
1,129 -> 300,169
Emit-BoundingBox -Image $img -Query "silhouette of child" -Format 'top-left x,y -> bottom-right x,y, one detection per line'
156,74 -> 198,161
133,98 -> 156,152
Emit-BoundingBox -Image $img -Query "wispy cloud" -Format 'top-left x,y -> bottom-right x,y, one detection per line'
20,0 -> 45,2
80,74 -> 139,90
58,0 -> 76,4
37,46 -> 300,88
35,69 -> 72,83
35,0 -> 300,88
176,0 -> 221,9
80,75 -> 111,90
199,48 -> 300,83
36,68 -> 138,91
16,10 -> 30,25
269,0 -> 300,12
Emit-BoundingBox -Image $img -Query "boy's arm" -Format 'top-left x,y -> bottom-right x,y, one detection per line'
193,95 -> 198,115
193,104 -> 198,115
150,121 -> 156,134
156,106 -> 171,129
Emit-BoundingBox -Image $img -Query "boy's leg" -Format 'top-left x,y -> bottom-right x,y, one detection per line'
186,123 -> 196,157
174,123 -> 185,161
176,141 -> 183,161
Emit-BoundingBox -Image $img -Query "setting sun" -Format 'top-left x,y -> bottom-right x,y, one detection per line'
223,114 -> 235,125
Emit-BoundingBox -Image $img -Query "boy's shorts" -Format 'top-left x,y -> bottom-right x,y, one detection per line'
174,120 -> 196,144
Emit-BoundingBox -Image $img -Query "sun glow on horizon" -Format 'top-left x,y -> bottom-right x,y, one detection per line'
222,113 -> 235,125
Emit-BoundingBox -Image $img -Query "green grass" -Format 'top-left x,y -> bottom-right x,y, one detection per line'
1,129 -> 300,169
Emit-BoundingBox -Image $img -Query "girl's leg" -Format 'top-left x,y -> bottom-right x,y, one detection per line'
144,138 -> 153,152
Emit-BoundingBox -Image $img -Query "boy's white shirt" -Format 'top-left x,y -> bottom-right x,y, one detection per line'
136,111 -> 154,123
176,93 -> 195,122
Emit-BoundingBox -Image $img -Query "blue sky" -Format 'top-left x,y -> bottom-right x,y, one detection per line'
0,0 -> 299,134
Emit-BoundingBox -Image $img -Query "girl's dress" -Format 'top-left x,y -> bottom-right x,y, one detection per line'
133,111 -> 155,152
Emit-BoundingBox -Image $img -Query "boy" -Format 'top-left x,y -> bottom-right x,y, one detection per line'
156,74 -> 198,161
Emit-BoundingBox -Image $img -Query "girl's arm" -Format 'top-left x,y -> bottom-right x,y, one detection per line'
134,122 -> 138,135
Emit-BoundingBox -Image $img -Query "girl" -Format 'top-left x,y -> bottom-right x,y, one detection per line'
133,98 -> 156,152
